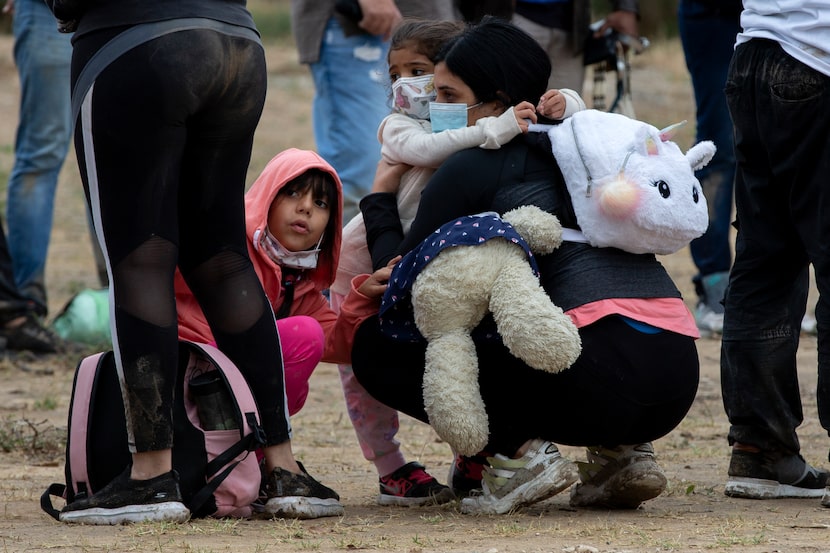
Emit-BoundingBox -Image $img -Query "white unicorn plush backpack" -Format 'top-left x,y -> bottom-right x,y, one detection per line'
531,109 -> 716,255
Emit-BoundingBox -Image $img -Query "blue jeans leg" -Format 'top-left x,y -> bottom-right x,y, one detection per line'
7,0 -> 73,315
721,39 -> 830,455
310,17 -> 389,223
679,4 -> 739,298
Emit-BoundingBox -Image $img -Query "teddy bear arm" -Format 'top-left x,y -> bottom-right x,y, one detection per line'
488,250 -> 582,373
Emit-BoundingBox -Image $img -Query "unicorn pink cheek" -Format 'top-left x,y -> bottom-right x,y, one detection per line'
598,177 -> 642,220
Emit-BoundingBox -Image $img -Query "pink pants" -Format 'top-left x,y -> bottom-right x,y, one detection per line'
329,291 -> 405,477
277,315 -> 323,416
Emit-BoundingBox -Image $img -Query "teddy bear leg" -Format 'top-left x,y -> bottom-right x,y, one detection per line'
489,260 -> 582,373
422,331 -> 490,457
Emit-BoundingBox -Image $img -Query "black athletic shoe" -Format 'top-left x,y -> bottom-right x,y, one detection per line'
0,313 -> 61,353
263,462 -> 344,519
60,467 -> 190,525
378,461 -> 455,506
725,446 -> 828,499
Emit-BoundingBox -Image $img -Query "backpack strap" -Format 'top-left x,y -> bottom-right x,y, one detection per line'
204,412 -> 266,478
66,352 -> 108,499
40,483 -> 67,521
185,412 -> 265,515
179,341 -> 266,516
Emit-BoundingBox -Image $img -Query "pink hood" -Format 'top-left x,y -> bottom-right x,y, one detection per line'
176,149 -> 343,345
245,148 -> 343,290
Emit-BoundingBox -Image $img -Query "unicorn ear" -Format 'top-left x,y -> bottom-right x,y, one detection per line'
659,120 -> 688,142
686,140 -> 716,171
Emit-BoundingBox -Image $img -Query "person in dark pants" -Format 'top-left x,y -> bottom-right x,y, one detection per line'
720,1 -> 830,502
678,0 -> 741,337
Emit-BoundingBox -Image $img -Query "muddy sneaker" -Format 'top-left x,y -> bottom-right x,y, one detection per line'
59,467 -> 190,525
264,462 -> 344,519
0,313 -> 62,354
377,461 -> 455,506
570,443 -> 667,509
460,440 -> 578,515
448,454 -> 488,497
725,445 -> 828,499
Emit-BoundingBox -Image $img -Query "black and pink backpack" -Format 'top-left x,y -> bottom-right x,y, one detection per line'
41,341 -> 266,519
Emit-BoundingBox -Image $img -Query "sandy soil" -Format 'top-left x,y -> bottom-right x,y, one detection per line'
1,33 -> 829,553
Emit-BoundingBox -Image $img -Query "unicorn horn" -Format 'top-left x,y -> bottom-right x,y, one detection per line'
659,120 -> 688,142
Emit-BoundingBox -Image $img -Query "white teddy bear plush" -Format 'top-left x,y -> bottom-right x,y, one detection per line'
405,206 -> 582,456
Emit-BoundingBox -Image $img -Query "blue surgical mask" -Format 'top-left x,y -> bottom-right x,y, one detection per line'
429,101 -> 483,132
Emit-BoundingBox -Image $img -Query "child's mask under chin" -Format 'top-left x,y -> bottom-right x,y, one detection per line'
257,228 -> 323,270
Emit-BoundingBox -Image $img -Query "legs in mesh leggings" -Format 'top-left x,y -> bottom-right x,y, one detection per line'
182,249 -> 290,445
71,27 -> 288,452
110,241 -> 291,452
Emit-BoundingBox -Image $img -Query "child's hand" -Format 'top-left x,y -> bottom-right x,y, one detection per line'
512,101 -> 537,133
358,256 -> 401,298
371,160 -> 411,194
537,90 -> 567,120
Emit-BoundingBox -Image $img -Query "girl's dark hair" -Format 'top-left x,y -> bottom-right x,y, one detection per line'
389,18 -> 466,63
281,169 -> 337,247
435,16 -> 551,108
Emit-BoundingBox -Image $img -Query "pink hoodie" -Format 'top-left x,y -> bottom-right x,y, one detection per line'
175,149 -> 346,361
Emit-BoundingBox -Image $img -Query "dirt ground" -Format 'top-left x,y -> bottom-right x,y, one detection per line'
1,33 -> 830,553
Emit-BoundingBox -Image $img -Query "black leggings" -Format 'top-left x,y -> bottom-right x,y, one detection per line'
71,25 -> 290,452
352,315 -> 700,455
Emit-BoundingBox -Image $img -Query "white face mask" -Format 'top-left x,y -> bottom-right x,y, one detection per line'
392,75 -> 436,121
429,101 -> 483,132
257,229 -> 323,270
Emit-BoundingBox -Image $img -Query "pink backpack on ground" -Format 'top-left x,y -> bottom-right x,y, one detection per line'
41,341 -> 265,519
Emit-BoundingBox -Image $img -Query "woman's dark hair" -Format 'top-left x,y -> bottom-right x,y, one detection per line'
389,18 -> 466,63
435,16 -> 551,108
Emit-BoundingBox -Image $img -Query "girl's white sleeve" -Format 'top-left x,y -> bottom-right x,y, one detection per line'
379,111 -> 521,169
559,88 -> 587,119
475,108 -> 524,149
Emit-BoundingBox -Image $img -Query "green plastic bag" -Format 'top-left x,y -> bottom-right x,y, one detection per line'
51,288 -> 111,347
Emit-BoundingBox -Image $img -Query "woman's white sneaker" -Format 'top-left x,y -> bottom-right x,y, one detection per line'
460,440 -> 578,515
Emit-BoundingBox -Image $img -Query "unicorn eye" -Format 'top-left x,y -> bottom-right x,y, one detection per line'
650,180 -> 671,198
692,187 -> 700,203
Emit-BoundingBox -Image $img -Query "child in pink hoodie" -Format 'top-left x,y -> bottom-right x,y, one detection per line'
176,148 -> 357,415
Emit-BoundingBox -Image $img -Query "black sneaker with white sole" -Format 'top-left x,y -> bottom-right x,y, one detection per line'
725,446 -> 828,499
378,461 -> 455,506
59,467 -> 190,525
263,462 -> 344,519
